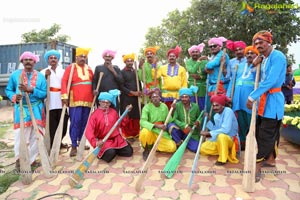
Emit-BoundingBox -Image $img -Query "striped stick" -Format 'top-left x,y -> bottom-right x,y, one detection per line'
69,105 -> 132,188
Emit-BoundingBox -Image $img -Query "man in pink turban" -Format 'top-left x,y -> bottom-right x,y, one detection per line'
185,43 -> 208,110
154,46 -> 188,108
93,49 -> 123,113
224,40 -> 247,92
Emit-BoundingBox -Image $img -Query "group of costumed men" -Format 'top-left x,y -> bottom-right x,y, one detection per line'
6,30 -> 286,183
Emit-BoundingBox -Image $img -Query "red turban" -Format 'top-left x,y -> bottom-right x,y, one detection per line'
226,40 -> 247,51
167,45 -> 182,58
244,46 -> 259,55
252,30 -> 273,44
210,93 -> 229,106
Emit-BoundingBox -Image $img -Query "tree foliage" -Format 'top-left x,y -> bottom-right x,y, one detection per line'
143,0 -> 300,64
21,23 -> 70,43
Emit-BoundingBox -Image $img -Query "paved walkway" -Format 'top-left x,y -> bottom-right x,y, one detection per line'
0,105 -> 300,200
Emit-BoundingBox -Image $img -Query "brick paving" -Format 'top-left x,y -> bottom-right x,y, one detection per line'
0,105 -> 300,200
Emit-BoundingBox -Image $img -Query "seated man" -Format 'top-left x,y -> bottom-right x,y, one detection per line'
168,86 -> 202,152
139,88 -> 177,161
200,93 -> 239,165
85,89 -> 133,163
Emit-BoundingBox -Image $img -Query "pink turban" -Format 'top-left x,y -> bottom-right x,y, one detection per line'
102,50 -> 117,59
19,51 -> 39,63
226,40 -> 247,51
167,45 -> 182,58
208,37 -> 227,47
188,43 -> 205,55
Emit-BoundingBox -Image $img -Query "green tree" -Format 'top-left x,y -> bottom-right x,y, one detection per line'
143,0 -> 300,64
21,23 -> 70,43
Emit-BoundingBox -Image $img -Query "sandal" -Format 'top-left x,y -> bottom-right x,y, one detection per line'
215,161 -> 226,166
262,162 -> 275,168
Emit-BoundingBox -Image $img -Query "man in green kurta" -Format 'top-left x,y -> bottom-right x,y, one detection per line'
167,87 -> 202,152
139,88 -> 176,161
185,43 -> 208,110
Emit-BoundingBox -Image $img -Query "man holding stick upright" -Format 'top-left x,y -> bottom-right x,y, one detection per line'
120,53 -> 142,139
139,88 -> 177,161
40,50 -> 69,149
247,30 -> 286,182
186,43 -> 208,110
6,51 -> 47,170
61,48 -> 94,157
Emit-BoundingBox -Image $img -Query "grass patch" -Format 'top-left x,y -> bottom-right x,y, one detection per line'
0,171 -> 20,194
0,122 -> 13,139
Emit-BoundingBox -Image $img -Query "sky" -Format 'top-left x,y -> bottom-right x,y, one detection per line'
1,0 -> 300,69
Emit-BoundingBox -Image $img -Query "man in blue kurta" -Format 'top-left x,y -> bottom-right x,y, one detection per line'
167,86 -> 201,152
200,93 -> 239,165
5,51 -> 47,170
247,30 -> 286,182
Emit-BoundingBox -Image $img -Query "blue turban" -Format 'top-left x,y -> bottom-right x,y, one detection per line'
98,89 -> 120,107
44,50 -> 61,63
179,86 -> 198,97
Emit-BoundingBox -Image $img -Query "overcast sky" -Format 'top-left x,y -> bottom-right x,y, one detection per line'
1,0 -> 300,69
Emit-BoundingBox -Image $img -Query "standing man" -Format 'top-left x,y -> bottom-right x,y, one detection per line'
282,64 -> 295,104
200,93 -> 239,165
6,51 -> 47,169
61,47 -> 94,157
154,46 -> 188,108
139,88 -> 176,161
205,37 -> 230,111
120,53 -> 142,139
138,46 -> 160,91
93,49 -> 123,112
186,43 -> 208,110
247,30 -> 286,182
85,90 -> 133,163
226,46 -> 258,150
167,87 -> 201,152
225,40 -> 247,91
40,50 -> 68,149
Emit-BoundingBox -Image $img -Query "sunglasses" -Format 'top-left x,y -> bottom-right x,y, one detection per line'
209,45 -> 218,49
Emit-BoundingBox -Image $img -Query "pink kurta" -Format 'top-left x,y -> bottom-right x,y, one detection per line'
85,107 -> 128,157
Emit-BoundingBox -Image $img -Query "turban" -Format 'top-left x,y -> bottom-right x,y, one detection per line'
147,88 -> 161,97
188,43 -> 205,55
44,50 -> 61,63
179,86 -> 198,97
208,37 -> 227,47
102,49 -> 117,59
98,89 -> 120,107
244,46 -> 259,56
252,30 -> 273,44
167,45 -> 182,58
19,51 -> 39,63
76,48 -> 91,57
210,93 -> 230,106
122,53 -> 135,63
144,46 -> 160,55
226,40 -> 247,51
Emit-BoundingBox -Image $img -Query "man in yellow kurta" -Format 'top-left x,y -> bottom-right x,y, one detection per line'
153,46 -> 187,108
200,93 -> 239,165
139,88 -> 176,161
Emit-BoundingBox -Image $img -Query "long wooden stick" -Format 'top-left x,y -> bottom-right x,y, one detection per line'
50,64 -> 75,167
134,61 -> 142,116
24,92 -> 53,178
18,75 -> 32,184
69,105 -> 132,188
230,64 -> 238,99
194,79 -> 198,105
135,99 -> 176,192
44,77 -> 51,154
76,72 -> 104,161
142,63 -> 147,105
242,64 -> 260,192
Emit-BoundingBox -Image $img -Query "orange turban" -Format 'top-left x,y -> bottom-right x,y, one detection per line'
252,30 -> 273,44
244,46 -> 259,55
122,53 -> 135,63
144,46 -> 160,55
76,47 -> 91,57
167,45 -> 182,58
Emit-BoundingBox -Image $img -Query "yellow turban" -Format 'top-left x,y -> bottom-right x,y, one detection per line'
122,53 -> 135,63
76,47 -> 91,57
144,46 -> 160,55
